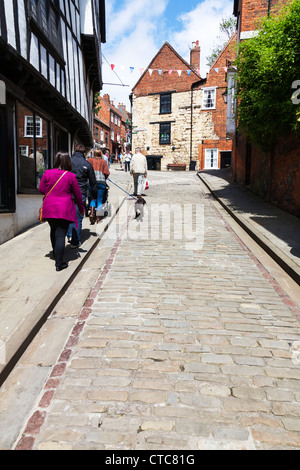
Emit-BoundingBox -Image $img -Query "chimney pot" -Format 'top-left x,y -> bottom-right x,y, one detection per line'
190,40 -> 201,71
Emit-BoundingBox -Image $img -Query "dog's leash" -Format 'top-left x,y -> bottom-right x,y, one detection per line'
107,178 -> 137,200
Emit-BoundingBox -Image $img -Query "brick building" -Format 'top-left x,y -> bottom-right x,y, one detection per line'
94,95 -> 111,153
234,0 -> 283,38
118,103 -> 132,149
232,0 -> 300,216
94,94 -> 131,159
131,39 -> 235,171
197,34 -> 237,170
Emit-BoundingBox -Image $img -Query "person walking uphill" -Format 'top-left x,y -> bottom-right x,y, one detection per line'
130,148 -> 148,197
67,144 -> 97,248
39,152 -> 85,271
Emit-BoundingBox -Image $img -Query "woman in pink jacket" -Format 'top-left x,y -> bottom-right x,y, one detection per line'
39,152 -> 85,271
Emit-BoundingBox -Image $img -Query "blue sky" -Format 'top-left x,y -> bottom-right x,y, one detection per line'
102,0 -> 234,108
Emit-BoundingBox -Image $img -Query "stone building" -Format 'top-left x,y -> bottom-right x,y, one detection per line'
131,39 -> 235,171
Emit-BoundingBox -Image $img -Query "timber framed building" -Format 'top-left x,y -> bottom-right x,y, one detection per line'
0,0 -> 106,243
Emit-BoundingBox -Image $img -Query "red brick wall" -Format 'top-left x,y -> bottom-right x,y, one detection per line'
238,0 -> 284,32
98,95 -> 111,127
190,41 -> 201,70
94,95 -> 125,156
234,132 -> 300,216
233,0 -> 299,215
271,134 -> 300,216
195,35 -> 236,169
133,43 -> 201,97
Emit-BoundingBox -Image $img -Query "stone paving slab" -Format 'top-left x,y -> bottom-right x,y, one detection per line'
198,169 -> 300,285
0,169 -> 130,381
12,171 -> 300,450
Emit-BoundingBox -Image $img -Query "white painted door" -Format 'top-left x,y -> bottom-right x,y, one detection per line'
205,149 -> 218,169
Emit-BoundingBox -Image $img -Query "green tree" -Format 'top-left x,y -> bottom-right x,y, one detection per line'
94,92 -> 101,115
206,16 -> 237,67
235,0 -> 300,150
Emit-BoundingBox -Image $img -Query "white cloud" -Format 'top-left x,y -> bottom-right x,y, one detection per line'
101,0 -> 234,109
170,0 -> 234,77
102,0 -> 169,108
107,0 -> 169,42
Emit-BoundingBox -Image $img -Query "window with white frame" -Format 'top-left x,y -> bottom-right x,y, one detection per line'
202,88 -> 216,109
205,149 -> 218,169
18,103 -> 49,192
24,115 -> 43,138
19,145 -> 29,156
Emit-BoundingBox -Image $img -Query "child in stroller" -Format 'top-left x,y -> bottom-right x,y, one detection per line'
88,182 -> 110,224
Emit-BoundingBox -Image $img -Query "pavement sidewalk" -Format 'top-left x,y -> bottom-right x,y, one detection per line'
1,167 -> 299,385
0,168 -> 132,383
198,169 -> 300,286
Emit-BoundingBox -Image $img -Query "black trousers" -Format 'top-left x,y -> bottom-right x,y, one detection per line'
47,219 -> 69,268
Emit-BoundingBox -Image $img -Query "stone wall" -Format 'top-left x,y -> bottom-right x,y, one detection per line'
132,89 -> 218,171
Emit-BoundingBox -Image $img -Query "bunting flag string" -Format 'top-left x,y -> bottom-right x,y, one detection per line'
107,63 -> 230,76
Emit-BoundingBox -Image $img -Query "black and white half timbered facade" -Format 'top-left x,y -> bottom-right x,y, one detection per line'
0,0 -> 106,243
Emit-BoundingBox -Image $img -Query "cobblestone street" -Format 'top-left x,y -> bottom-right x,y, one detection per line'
15,171 -> 300,450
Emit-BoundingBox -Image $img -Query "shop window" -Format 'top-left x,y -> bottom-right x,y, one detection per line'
0,105 -> 14,211
24,115 -> 42,137
17,103 -> 49,192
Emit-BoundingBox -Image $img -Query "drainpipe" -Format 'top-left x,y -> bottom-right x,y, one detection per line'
129,92 -> 133,151
268,0 -> 272,16
190,84 -> 194,170
190,80 -> 204,170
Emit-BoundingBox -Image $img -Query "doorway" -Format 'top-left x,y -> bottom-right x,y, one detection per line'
220,151 -> 232,169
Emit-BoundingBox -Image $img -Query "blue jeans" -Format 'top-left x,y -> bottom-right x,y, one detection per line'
67,194 -> 86,245
90,183 -> 106,215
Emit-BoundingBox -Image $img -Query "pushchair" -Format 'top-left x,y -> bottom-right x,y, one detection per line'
88,182 -> 110,225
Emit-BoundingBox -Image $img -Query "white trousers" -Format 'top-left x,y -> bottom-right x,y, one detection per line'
133,173 -> 144,195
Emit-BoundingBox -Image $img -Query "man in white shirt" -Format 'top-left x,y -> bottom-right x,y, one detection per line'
124,148 -> 132,172
130,148 -> 148,196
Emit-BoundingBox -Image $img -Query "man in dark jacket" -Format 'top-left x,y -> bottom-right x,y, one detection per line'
67,144 -> 97,248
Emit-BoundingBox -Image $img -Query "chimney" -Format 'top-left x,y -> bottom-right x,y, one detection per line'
190,40 -> 200,71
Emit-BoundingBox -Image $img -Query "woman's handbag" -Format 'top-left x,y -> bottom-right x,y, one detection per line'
38,171 -> 67,223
